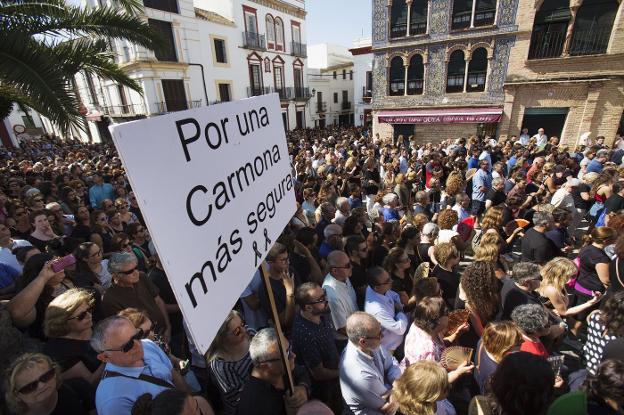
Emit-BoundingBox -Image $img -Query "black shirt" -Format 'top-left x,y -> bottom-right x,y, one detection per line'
521,228 -> 560,265
391,273 -> 413,301
43,337 -> 100,373
485,189 -> 506,207
604,193 -> 624,214
350,262 -> 368,309
500,279 -> 542,321
431,265 -> 459,310
149,267 -> 183,335
572,183 -> 592,210
577,245 -> 610,292
51,378 -> 96,415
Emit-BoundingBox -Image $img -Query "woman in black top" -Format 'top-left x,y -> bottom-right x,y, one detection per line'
383,247 -> 413,308
430,242 -> 460,310
608,234 -> 624,298
42,288 -> 103,385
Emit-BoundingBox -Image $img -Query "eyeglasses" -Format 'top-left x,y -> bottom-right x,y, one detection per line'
306,294 -> 328,305
259,343 -> 293,364
15,368 -> 56,395
118,266 -> 138,275
374,279 -> 393,287
363,332 -> 383,341
102,329 -> 143,353
89,248 -> 102,258
67,308 -> 92,321
332,262 -> 352,269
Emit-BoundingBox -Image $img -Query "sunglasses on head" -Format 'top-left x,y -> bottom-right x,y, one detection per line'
15,368 -> 55,395
102,329 -> 143,353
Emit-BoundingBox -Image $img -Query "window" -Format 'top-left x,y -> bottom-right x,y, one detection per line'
466,48 -> 487,92
143,0 -> 178,13
264,57 -> 271,72
274,65 -> 285,91
161,80 -> 187,112
410,0 -> 428,35
213,38 -> 227,64
249,63 -> 263,95
342,69 -> 346,79
388,56 -> 405,96
333,71 -> 337,79
407,54 -> 424,95
244,8 -> 258,33
365,71 -> 373,96
451,0 -> 472,29
266,15 -> 275,48
451,0 -> 496,29
569,0 -> 618,56
334,92 -> 338,103
218,83 -> 231,102
148,19 -> 176,61
528,0 -> 570,59
391,0 -> 408,38
349,70 -> 353,80
446,50 -> 465,93
275,17 -> 284,50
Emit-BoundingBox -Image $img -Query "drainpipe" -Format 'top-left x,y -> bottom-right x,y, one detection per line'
188,63 -> 209,105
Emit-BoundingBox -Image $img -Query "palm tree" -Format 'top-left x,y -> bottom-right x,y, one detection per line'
0,0 -> 160,132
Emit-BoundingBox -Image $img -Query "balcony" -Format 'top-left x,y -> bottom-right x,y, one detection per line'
569,28 -> 611,56
242,31 -> 266,50
247,86 -> 272,97
341,101 -> 352,111
316,102 -> 327,113
155,100 -> 201,114
528,30 -> 565,60
291,87 -> 312,100
273,87 -> 294,100
291,41 -> 307,58
390,23 -> 407,38
103,104 -> 146,117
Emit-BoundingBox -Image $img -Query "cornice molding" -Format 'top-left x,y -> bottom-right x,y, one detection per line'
248,0 -> 306,19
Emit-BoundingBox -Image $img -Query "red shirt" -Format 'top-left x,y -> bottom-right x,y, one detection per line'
520,337 -> 549,358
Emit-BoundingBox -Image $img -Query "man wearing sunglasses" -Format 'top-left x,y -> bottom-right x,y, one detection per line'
339,312 -> 401,415
291,282 -> 342,414
237,328 -> 310,415
364,267 -> 408,355
91,316 -> 190,415
322,250 -> 358,349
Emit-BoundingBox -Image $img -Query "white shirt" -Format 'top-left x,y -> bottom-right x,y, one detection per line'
533,133 -> 548,147
323,273 -> 358,334
452,204 -> 470,223
519,134 -> 530,146
364,287 -> 409,351
551,188 -> 575,213
0,239 -> 32,273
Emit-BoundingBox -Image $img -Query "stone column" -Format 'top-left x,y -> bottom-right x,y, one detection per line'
406,0 -> 413,36
404,62 -> 410,95
463,56 -> 471,93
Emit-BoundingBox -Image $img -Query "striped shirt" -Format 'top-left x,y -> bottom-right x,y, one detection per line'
210,353 -> 253,415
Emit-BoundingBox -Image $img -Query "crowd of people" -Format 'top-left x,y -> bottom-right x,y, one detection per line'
0,127 -> 624,415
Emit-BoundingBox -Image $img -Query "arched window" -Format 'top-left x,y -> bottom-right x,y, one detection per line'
391,0 -> 408,37
570,0 -> 618,55
275,17 -> 284,50
528,0 -> 570,59
451,0 -> 472,29
466,48 -> 488,92
266,15 -> 275,49
410,0 -> 428,35
389,57 -> 405,96
407,54 -> 424,95
446,50 -> 465,93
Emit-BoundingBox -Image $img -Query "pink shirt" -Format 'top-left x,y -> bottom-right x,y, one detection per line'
400,324 -> 446,371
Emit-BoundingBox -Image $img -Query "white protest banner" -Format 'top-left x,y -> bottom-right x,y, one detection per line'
110,94 -> 296,354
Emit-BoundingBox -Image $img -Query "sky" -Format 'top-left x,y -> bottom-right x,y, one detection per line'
305,0 -> 372,48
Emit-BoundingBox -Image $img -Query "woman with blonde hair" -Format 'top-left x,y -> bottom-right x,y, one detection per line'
393,360 -> 455,415
539,257 -> 602,320
4,352 -> 95,415
480,206 -> 522,253
42,288 -> 103,385
474,321 -> 522,394
473,239 -> 508,278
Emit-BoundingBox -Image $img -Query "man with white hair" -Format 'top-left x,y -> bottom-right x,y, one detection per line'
319,223 -> 343,259
323,250 -> 358,349
333,197 -> 351,226
339,312 -> 401,415
237,328 -> 310,415
552,178 -> 581,236
485,177 -> 506,210
587,149 -> 609,174
382,193 -> 400,222
532,128 -> 548,148
92,316 -> 190,415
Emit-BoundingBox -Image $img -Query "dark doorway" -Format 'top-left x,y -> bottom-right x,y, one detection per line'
296,111 -> 304,129
319,118 -> 326,128
96,118 -> 113,144
282,112 -> 288,131
339,114 -> 350,126
393,124 -> 415,141
521,107 -> 568,138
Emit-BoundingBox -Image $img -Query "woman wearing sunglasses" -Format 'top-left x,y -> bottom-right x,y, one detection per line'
43,288 -> 104,386
4,353 -> 96,415
206,310 -> 254,415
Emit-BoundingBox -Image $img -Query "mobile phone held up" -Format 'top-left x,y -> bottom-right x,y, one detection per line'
51,254 -> 77,273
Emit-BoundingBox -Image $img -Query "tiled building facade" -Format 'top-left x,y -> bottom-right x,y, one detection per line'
371,0 -> 519,143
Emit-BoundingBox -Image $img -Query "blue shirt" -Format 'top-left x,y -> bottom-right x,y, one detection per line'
467,156 -> 479,170
472,169 -> 492,202
364,287 -> 409,351
586,159 -> 603,174
0,263 -> 19,289
89,183 -> 116,208
95,340 -> 173,415
507,155 -> 517,172
339,341 -> 402,415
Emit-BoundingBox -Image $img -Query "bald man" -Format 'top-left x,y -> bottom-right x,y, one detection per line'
322,250 -> 358,349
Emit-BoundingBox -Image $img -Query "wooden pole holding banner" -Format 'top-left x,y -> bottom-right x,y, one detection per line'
259,261 -> 295,394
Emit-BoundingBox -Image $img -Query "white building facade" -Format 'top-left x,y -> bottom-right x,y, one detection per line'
307,44 -> 355,127
0,106 -> 47,148
349,37 -> 373,128
73,0 -> 309,142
